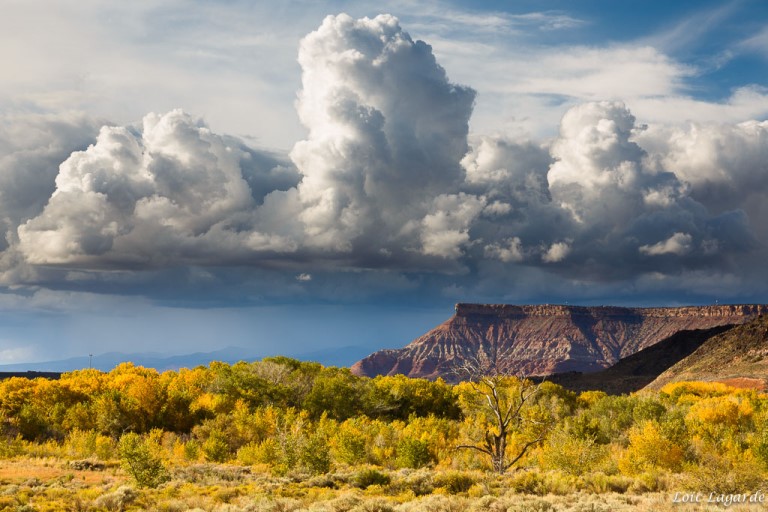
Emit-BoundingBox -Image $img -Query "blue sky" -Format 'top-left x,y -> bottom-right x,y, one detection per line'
1,0 -> 767,366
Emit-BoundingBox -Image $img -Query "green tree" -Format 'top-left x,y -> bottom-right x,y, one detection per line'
332,419 -> 368,465
364,374 -> 461,420
396,437 -> 434,468
303,368 -> 363,420
118,433 -> 170,488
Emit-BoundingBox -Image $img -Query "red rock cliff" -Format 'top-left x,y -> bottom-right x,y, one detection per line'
350,303 -> 768,380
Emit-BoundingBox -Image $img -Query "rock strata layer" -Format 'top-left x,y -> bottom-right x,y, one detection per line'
351,304 -> 768,380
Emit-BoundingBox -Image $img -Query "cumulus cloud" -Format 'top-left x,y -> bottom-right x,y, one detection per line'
6,13 -> 487,281
534,101 -> 755,277
461,136 -> 552,203
17,110 -> 299,267
0,13 -> 766,306
543,241 -> 572,263
420,193 -> 485,258
290,13 -> 477,257
639,232 -> 693,256
0,113 -> 99,244
484,237 -> 523,263
0,112 -> 103,284
637,119 -> 768,240
451,100 -> 759,284
459,134 -> 567,266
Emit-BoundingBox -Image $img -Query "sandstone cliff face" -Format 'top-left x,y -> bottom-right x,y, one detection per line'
351,304 -> 768,380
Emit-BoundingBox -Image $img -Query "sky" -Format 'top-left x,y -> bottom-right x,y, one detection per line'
1,0 -> 768,366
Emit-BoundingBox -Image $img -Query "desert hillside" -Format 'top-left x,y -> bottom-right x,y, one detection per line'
645,314 -> 768,390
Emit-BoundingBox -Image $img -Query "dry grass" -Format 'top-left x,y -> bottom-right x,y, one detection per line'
1,458 -> 766,511
716,377 -> 767,390
0,458 -> 122,485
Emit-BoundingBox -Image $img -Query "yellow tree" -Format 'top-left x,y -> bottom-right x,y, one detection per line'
454,359 -> 552,473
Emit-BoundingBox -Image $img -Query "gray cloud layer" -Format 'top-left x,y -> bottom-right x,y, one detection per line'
1,14 -> 767,303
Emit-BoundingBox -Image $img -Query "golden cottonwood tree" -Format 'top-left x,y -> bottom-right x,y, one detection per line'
454,360 -> 553,473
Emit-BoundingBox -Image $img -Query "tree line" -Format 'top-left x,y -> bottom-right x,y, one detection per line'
1,357 -> 767,493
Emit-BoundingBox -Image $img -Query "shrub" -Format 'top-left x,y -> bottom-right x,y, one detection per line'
183,439 -> 201,462
628,470 -> 668,493
396,438 -> 434,469
686,441 -> 766,494
0,434 -> 24,459
390,469 -> 434,496
581,472 -> 632,494
434,471 -> 476,494
93,485 -> 138,511
509,470 -> 547,495
202,429 -> 230,462
354,468 -> 391,489
753,428 -> 768,469
400,494 -> 466,512
538,429 -> 605,475
64,429 -> 116,460
301,432 -> 332,474
333,425 -> 367,465
118,433 -> 170,488
618,421 -> 684,475
348,497 -> 395,512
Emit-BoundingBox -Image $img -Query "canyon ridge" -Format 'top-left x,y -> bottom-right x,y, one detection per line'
351,303 -> 768,380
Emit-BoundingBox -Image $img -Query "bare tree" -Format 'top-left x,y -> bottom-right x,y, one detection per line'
453,357 -> 551,473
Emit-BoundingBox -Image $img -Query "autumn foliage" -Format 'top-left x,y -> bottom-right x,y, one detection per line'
1,358 -> 767,496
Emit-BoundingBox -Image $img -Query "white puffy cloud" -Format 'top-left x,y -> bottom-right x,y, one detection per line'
637,120 -> 768,241
461,136 -> 551,202
632,121 -> 768,295
458,100 -> 757,279
639,232 -> 693,256
543,241 -> 572,263
645,120 -> 768,190
549,102 -> 644,192
420,193 -> 486,259
544,101 -> 753,269
459,134 -> 562,265
484,237 -> 523,263
17,110 -> 299,266
9,13 -> 484,277
0,112 -> 102,284
290,13 -> 476,255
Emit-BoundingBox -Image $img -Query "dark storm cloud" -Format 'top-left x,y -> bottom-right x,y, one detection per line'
0,113 -> 100,238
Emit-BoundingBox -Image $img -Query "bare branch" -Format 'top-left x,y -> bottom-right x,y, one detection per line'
503,436 -> 545,471
455,444 -> 493,456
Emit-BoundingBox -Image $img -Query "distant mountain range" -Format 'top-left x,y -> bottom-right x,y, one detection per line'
0,344 -> 373,373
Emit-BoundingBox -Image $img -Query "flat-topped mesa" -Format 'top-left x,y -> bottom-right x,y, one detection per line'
453,303 -> 768,318
352,303 -> 768,381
